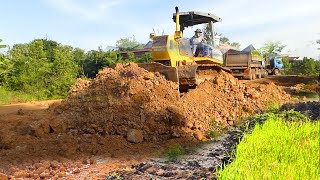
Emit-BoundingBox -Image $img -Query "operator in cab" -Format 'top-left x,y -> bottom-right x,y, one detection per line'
190,29 -> 206,56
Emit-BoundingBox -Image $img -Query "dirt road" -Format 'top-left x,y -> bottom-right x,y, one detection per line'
0,100 -> 61,115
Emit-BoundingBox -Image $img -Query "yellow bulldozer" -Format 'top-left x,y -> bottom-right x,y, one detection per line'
138,7 -> 230,91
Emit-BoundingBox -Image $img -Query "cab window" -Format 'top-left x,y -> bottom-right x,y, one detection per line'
178,39 -> 193,57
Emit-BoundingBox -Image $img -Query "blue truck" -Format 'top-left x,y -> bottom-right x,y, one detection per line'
265,56 -> 285,75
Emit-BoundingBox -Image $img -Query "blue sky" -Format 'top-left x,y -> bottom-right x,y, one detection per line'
1,0 -> 320,59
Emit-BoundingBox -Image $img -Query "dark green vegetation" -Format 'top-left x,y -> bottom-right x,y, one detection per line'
218,111 -> 320,180
293,89 -> 319,99
0,38 -> 150,103
162,144 -> 186,160
282,56 -> 320,75
253,40 -> 319,75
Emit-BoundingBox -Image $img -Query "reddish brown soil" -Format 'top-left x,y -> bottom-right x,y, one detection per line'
1,64 -> 310,179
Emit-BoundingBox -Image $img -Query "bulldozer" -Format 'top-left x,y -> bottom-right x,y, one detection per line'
138,7 -> 230,91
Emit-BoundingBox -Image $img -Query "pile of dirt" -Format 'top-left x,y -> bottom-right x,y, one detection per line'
0,63 -> 292,179
51,63 -> 180,142
50,63 -> 290,142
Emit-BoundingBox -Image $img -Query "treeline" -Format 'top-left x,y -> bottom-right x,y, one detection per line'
282,57 -> 320,75
0,39 -> 151,100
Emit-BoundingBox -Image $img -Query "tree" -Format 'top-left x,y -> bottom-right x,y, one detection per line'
0,39 -> 9,86
285,57 -> 320,75
281,56 -> 291,74
259,41 -> 286,60
0,39 -> 6,49
116,36 -> 144,51
202,24 -> 241,50
231,42 -> 241,50
7,39 -> 79,98
0,54 -> 11,86
220,36 -> 230,44
82,47 -> 118,78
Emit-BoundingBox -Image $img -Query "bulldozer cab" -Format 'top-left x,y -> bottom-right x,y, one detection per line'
173,10 -> 221,46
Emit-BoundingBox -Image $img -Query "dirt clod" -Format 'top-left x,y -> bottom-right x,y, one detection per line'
0,172 -> 8,180
127,129 -> 144,143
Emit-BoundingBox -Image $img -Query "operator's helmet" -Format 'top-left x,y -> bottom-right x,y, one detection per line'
195,29 -> 202,33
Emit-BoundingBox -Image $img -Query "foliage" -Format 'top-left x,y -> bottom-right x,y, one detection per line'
293,89 -> 319,99
116,36 -> 144,51
137,52 -> 153,63
250,50 -> 261,56
220,36 -> 230,45
285,57 -> 320,75
259,41 -> 286,60
281,56 -> 291,74
220,36 -> 241,50
207,119 -> 224,138
218,111 -> 320,180
1,36 -> 153,103
80,47 -> 119,78
0,87 -> 36,105
202,25 -> 240,49
0,54 -> 11,86
6,39 -> 78,99
264,98 -> 281,112
0,39 -> 6,49
230,42 -> 241,50
202,24 -> 214,46
0,39 -> 10,86
163,144 -> 185,160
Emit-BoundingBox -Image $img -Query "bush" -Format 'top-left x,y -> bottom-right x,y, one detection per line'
163,144 -> 185,160
285,57 -> 320,75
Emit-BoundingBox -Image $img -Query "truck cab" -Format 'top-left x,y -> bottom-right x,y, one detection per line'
266,57 -> 284,75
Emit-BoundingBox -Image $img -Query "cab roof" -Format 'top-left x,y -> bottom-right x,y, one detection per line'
173,11 -> 222,28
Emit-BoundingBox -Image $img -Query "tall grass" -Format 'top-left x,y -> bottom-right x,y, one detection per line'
218,112 -> 320,180
0,87 -> 37,104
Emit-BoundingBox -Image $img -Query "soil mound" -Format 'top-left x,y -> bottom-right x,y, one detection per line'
0,63 -> 292,179
51,63 -> 290,141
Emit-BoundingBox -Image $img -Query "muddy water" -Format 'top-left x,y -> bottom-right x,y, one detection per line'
107,127 -> 244,179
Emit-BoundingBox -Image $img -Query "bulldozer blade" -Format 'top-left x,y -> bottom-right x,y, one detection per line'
177,65 -> 198,86
137,62 -> 179,83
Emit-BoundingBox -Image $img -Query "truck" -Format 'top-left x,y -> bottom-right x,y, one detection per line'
224,45 -> 284,80
265,56 -> 285,75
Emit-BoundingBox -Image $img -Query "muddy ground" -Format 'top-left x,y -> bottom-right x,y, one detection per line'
0,64 -> 318,179
108,101 -> 320,180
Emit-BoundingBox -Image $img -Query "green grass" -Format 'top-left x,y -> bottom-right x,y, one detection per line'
0,87 -> 37,104
207,119 -> 224,138
293,89 -> 319,99
218,111 -> 320,180
162,144 -> 185,160
264,98 -> 281,112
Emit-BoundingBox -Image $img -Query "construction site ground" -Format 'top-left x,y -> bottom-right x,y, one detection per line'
0,64 -> 318,179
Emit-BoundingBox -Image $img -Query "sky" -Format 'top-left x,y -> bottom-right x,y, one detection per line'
1,0 -> 320,59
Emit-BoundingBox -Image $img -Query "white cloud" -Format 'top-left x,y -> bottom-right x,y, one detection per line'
46,0 -> 123,20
